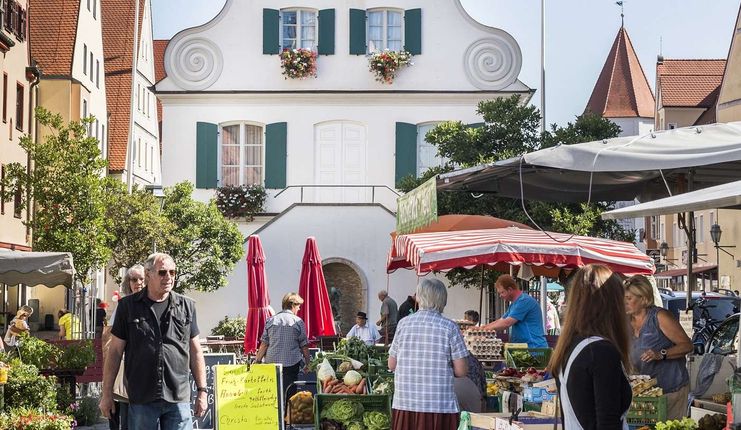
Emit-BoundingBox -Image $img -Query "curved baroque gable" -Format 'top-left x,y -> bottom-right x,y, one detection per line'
166,36 -> 223,90
464,33 -> 522,90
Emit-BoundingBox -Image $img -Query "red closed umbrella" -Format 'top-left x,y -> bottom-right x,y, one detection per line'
243,235 -> 274,354
297,237 -> 337,344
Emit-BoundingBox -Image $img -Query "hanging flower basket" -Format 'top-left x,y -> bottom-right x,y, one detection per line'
368,50 -> 413,84
215,185 -> 267,221
280,48 -> 318,79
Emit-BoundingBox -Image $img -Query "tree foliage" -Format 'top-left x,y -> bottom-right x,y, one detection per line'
0,108 -> 112,283
400,96 -> 634,288
104,181 -> 176,282
160,182 -> 244,293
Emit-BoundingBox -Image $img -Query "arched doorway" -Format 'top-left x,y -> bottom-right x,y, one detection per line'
322,260 -> 366,336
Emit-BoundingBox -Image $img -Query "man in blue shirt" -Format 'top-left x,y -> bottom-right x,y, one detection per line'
482,275 -> 547,348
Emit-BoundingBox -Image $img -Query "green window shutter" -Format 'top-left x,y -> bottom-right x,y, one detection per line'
263,8 -> 279,54
318,9 -> 335,55
265,122 -> 287,189
395,122 -> 417,187
404,9 -> 422,55
349,9 -> 366,55
196,122 -> 218,189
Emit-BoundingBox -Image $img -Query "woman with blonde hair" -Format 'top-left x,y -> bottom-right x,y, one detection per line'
549,264 -> 632,429
625,274 -> 692,419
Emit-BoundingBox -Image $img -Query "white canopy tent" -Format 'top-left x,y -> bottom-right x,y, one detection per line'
0,251 -> 75,288
601,179 -> 741,219
438,121 -> 741,203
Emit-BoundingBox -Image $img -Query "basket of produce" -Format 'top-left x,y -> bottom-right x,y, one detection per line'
627,395 -> 667,426
316,395 -> 392,430
285,390 -> 315,425
504,347 -> 552,369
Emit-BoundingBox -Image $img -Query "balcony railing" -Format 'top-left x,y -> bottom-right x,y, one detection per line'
271,184 -> 401,212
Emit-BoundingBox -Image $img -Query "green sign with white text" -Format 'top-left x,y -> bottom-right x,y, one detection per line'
396,176 -> 438,234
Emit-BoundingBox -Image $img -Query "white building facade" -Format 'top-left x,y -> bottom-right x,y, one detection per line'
156,0 -> 532,332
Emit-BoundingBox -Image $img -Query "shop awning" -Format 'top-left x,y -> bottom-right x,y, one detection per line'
388,227 -> 655,276
0,251 -> 75,288
654,264 -> 717,278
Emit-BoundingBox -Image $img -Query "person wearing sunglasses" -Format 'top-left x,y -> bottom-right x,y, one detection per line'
104,264 -> 144,430
100,253 -> 207,430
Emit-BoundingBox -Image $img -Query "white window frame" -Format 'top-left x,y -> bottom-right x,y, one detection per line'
416,122 -> 448,177
279,8 -> 318,51
366,8 -> 404,53
218,121 -> 266,187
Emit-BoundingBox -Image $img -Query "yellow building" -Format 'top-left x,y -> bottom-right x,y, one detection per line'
0,0 -> 36,253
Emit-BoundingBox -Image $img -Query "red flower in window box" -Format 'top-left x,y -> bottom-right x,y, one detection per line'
279,48 -> 318,79
368,50 -> 413,84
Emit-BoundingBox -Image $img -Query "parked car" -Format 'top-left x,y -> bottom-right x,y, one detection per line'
659,290 -> 739,324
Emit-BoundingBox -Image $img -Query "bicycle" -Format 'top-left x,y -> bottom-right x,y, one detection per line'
690,296 -> 720,354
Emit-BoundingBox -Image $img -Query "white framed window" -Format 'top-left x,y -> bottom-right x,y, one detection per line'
280,9 -> 317,50
137,138 -> 142,167
367,9 -> 403,53
650,216 -> 658,240
83,44 -> 87,75
416,123 -> 448,176
219,122 -> 264,186
697,215 -> 704,243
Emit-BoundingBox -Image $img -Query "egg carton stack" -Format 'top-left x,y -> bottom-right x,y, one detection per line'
464,328 -> 503,360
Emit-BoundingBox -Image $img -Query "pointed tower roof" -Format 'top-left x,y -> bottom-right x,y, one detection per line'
585,27 -> 655,118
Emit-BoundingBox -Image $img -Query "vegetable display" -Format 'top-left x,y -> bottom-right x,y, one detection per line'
363,411 -> 390,430
318,399 -> 391,430
286,391 -> 314,424
697,414 -> 726,430
655,418 -> 698,430
321,398 -> 365,423
371,375 -> 393,396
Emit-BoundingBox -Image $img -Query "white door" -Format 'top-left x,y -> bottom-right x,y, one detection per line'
315,122 -> 367,203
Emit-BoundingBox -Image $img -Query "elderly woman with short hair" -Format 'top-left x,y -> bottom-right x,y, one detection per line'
625,275 -> 692,420
255,292 -> 311,403
389,279 -> 469,430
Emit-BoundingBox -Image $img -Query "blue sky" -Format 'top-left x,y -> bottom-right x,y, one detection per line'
152,0 -> 739,128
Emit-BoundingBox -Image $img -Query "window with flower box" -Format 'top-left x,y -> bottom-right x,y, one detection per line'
280,9 -> 317,50
367,9 -> 402,53
219,123 -> 265,187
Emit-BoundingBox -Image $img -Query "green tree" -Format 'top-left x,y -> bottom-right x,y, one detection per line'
104,181 -> 176,281
160,182 -> 244,293
0,108 -> 112,284
400,96 -> 633,288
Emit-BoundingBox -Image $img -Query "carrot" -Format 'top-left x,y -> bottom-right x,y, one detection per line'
355,379 -> 366,394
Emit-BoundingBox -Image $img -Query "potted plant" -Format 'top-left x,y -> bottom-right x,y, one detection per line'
215,184 -> 267,221
211,315 -> 247,340
368,50 -> 413,84
280,48 -> 318,79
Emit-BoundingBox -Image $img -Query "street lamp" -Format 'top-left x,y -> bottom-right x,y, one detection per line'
145,184 -> 165,253
710,223 -> 736,285
659,242 -> 678,268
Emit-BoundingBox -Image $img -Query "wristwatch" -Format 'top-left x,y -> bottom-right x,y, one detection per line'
660,349 -> 667,360
197,387 -> 208,393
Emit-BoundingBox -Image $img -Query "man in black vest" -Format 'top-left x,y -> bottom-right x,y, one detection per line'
100,253 -> 207,429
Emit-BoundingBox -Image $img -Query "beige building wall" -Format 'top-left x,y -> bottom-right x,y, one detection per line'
0,0 -> 34,251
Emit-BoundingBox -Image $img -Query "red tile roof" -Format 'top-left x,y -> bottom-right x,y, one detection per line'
29,0 -> 81,76
153,39 -> 167,144
153,39 -> 168,83
102,0 -> 146,172
656,59 -> 725,108
585,27 -> 655,118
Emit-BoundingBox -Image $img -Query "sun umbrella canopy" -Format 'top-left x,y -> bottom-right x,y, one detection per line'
297,237 -> 337,342
388,227 -> 655,276
243,235 -> 274,354
0,251 -> 75,288
391,214 -> 531,238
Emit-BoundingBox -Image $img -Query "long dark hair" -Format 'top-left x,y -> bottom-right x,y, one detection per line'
548,264 -> 631,374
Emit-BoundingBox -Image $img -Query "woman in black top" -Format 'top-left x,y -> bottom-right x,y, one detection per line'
549,264 -> 632,430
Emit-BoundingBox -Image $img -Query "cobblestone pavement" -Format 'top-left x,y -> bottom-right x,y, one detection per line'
74,422 -> 109,430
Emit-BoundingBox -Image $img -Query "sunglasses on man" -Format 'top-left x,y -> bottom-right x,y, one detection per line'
156,269 -> 177,277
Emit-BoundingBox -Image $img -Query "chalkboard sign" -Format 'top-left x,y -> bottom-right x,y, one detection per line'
191,353 -> 235,429
215,364 -> 284,430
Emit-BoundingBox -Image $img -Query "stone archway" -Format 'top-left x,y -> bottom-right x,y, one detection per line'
322,259 -> 366,336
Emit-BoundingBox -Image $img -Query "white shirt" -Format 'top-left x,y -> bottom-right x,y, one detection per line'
346,323 -> 381,345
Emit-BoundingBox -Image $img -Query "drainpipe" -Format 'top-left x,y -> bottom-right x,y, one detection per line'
125,0 -> 140,192
24,64 -> 41,245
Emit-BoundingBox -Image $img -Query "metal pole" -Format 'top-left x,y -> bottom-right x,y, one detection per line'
540,0 -> 546,132
540,276 -> 548,333
478,266 -> 485,327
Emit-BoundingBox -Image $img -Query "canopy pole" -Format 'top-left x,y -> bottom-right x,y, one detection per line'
540,276 -> 548,333
478,266 -> 485,327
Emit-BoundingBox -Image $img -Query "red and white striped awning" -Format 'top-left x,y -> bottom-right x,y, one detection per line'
387,227 -> 655,276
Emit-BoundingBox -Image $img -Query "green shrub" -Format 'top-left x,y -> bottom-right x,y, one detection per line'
211,315 -> 246,339
69,396 -> 101,426
56,341 -> 95,370
3,360 -> 58,412
0,407 -> 74,430
16,334 -> 61,369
